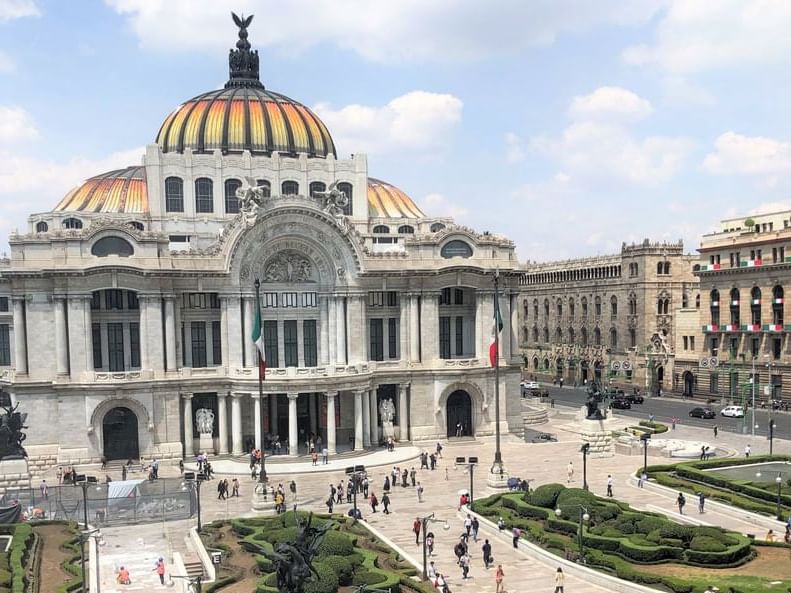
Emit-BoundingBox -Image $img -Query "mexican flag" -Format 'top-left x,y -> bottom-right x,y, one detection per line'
489,293 -> 503,367
251,293 -> 266,381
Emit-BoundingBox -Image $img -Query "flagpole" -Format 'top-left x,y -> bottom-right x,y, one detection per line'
492,269 -> 503,472
254,279 -> 267,485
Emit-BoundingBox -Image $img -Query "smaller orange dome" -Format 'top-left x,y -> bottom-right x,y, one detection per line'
367,178 -> 425,219
55,166 -> 148,214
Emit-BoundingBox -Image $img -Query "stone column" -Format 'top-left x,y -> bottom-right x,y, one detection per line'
353,390 -> 364,451
54,296 -> 68,375
421,292 -> 439,361
478,292 -> 493,360
231,393 -> 243,456
319,295 -> 330,366
270,394 -> 279,435
399,295 -> 409,362
182,393 -> 194,457
510,292 -> 519,363
362,388 -> 371,447
409,294 -> 419,362
369,389 -> 379,445
217,393 -> 229,455
243,296 -> 254,367
398,383 -> 409,441
348,294 -> 367,364
164,296 -> 177,371
309,394 -> 318,435
328,296 -> 337,365
224,295 -> 243,370
475,291 -> 485,360
326,391 -> 337,454
252,394 -> 262,451
12,297 -> 27,374
140,295 -> 164,372
336,296 -> 347,365
287,392 -> 299,456
67,295 -> 92,376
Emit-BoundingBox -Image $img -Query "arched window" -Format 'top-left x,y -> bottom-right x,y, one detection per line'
337,182 -> 353,215
609,328 -> 617,349
533,299 -> 538,318
63,217 -> 82,229
568,327 -> 575,344
557,301 -> 563,317
695,294 -> 700,309
730,288 -> 740,326
581,297 -> 588,318
165,176 -> 184,212
657,262 -> 663,275
750,286 -> 761,325
523,299 -> 529,317
398,225 -> 415,234
711,289 -> 720,326
544,299 -> 550,317
543,327 -> 549,343
281,180 -> 299,195
373,225 -> 390,234
522,327 -> 529,343
129,221 -> 144,231
309,181 -> 326,198
594,296 -> 601,317
430,222 -> 446,233
224,178 -> 241,214
195,177 -> 214,213
255,179 -> 271,197
555,327 -> 563,343
682,292 -> 689,308
91,236 -> 134,257
662,299 -> 669,315
580,327 -> 588,346
664,262 -> 671,274
594,328 -> 601,346
532,327 -> 539,342
773,285 -> 784,325
629,328 -> 636,348
440,240 -> 473,258
532,356 -> 539,370
610,295 -> 618,318
569,298 -> 575,319
35,221 -> 48,233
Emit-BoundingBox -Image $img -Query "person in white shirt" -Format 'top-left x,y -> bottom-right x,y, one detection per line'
427,561 -> 437,580
567,461 -> 574,483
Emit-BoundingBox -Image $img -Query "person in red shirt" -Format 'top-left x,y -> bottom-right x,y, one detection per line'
117,566 -> 131,585
413,517 -> 421,545
152,557 -> 165,585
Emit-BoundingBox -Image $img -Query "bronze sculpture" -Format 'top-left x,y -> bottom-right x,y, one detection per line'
0,401 -> 27,461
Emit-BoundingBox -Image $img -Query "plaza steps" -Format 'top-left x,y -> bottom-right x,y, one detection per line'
183,558 -> 204,579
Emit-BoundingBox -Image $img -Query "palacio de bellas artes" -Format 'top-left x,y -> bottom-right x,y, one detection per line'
4,4 -> 791,593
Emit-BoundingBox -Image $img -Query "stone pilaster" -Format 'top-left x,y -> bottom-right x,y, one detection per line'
182,393 -> 194,457
354,390 -> 364,450
12,297 -> 27,375
326,391 -> 337,454
231,392 -> 244,456
398,383 -> 409,441
217,392 -> 229,455
54,296 -> 68,375
287,392 -> 299,456
164,296 -> 177,371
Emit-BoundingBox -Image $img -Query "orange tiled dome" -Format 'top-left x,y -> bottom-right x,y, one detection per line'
367,178 -> 425,218
156,87 -> 336,158
55,166 -> 148,214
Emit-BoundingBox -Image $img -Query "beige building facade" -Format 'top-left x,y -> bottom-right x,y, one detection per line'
518,241 -> 698,394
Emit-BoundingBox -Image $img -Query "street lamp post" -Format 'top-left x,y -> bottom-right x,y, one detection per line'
184,472 -> 204,531
491,270 -> 505,477
769,419 -> 775,456
79,528 -> 101,593
171,575 -> 203,593
254,279 -> 268,487
580,443 -> 590,491
776,473 -> 783,521
455,457 -> 479,504
641,433 -> 651,474
555,506 -> 590,562
751,355 -> 756,438
345,465 -> 366,522
420,513 -> 449,580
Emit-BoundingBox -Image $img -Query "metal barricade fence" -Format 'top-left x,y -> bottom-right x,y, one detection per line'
0,477 -> 196,526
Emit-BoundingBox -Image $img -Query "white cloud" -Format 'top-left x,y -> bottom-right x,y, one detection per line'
0,106 -> 37,141
568,86 -> 653,122
504,132 -> 524,163
105,0 -> 662,63
702,131 -> 791,177
421,192 -> 468,219
0,51 -> 14,73
0,0 -> 39,22
623,1 -> 791,74
314,91 -> 462,156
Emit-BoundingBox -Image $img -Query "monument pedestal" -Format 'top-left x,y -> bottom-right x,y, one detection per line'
486,465 -> 510,492
0,458 -> 31,495
578,408 -> 615,457
198,433 -> 214,455
251,483 -> 276,514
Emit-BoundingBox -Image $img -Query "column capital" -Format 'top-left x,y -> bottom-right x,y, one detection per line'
230,392 -> 246,399
181,392 -> 193,400
354,388 -> 366,396
326,390 -> 339,398
162,293 -> 177,301
287,392 -> 299,400
398,382 -> 410,392
219,294 -> 241,303
217,392 -> 229,400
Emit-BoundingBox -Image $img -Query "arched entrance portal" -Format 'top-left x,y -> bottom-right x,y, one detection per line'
683,371 -> 695,397
446,390 -> 473,437
103,407 -> 139,461
657,366 -> 665,394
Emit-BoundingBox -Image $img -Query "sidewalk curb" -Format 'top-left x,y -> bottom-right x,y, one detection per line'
358,519 -> 424,573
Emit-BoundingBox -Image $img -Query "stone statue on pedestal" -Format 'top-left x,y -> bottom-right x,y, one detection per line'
379,398 -> 396,441
0,402 -> 27,460
195,408 -> 215,435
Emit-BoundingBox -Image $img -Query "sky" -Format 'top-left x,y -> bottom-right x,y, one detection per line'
3,1 -> 791,261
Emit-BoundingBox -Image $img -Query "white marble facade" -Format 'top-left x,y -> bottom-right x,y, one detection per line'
0,25 -> 522,467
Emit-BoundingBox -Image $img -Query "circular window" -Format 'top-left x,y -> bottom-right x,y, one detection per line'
441,240 -> 473,259
91,236 -> 134,257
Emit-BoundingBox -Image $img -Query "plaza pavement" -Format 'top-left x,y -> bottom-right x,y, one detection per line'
46,406 -> 791,591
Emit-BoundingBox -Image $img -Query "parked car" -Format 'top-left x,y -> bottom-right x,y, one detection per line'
689,407 -> 716,419
611,397 -> 631,410
721,405 -> 745,418
522,381 -> 540,390
530,432 -> 558,443
625,393 -> 644,404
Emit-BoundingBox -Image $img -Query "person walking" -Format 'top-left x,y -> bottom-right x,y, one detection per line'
116,566 -> 131,585
427,561 -> 437,581
217,479 -> 226,500
713,425 -> 718,438
606,474 -> 613,497
311,450 -> 318,466
121,464 -> 127,481
482,539 -> 492,568
495,564 -> 505,593
231,478 -> 240,497
554,567 -> 565,593
512,526 -> 521,548
326,494 -> 334,514
436,441 -> 443,458
416,482 -> 424,503
369,492 -> 378,513
677,492 -> 686,515
413,517 -> 421,545
638,471 -> 647,488
472,516 -> 480,542
322,446 -> 329,464
153,557 -> 166,585
426,532 -> 434,556
698,492 -> 706,513
464,514 -> 472,537
567,461 -> 574,483
382,492 -> 391,514
40,480 -> 48,499
460,551 -> 471,579
745,444 -> 751,458
383,476 -> 391,494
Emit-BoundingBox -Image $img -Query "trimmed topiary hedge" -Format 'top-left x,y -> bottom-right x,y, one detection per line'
528,483 -> 566,508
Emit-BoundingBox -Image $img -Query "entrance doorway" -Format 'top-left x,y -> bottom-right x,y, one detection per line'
103,407 -> 139,461
657,366 -> 665,393
446,390 -> 473,437
683,371 -> 695,397
581,361 -> 589,383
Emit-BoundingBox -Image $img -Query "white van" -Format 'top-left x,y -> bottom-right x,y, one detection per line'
720,405 -> 745,418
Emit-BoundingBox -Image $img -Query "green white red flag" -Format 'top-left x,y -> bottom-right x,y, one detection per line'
489,293 -> 503,367
251,293 -> 266,380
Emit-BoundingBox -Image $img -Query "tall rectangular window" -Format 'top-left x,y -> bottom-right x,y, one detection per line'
388,318 -> 397,359
263,320 -> 278,368
439,316 -> 451,359
191,321 -> 207,368
455,316 -> 464,355
92,323 -> 102,369
774,338 -> 782,360
0,325 -> 10,365
212,320 -> 222,365
369,318 -> 384,361
751,337 -> 760,357
195,178 -> 214,213
0,297 -> 8,312
165,177 -> 184,212
284,320 -> 298,367
105,289 -> 123,310
303,320 -> 317,366
129,322 -> 140,368
710,337 -> 719,358
107,322 -> 125,372
710,373 -> 719,394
